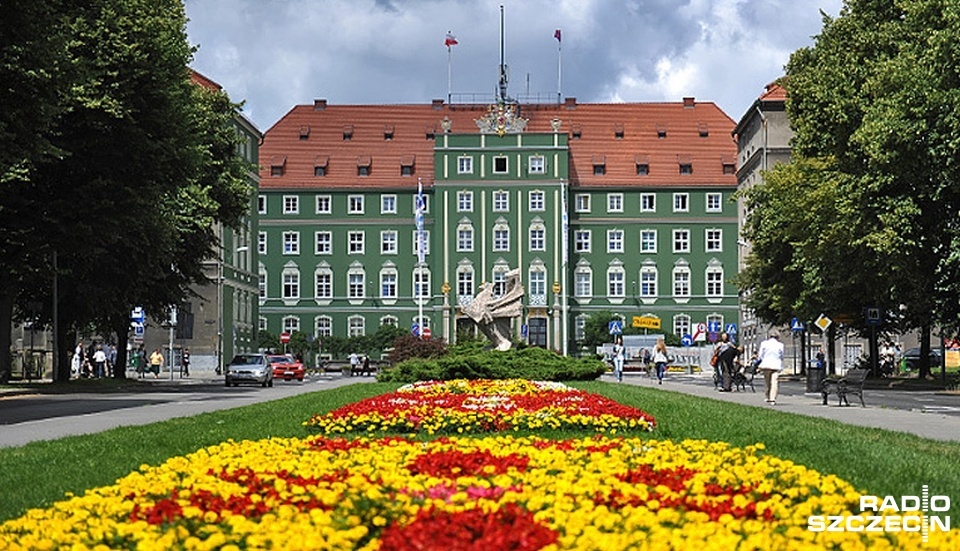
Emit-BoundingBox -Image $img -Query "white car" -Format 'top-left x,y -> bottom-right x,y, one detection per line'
225,353 -> 274,387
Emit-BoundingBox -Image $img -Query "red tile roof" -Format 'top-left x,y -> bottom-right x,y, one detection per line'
759,82 -> 787,102
190,70 -> 223,92
260,98 -> 737,191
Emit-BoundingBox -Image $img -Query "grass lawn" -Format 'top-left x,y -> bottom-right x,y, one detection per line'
1,381 -> 958,523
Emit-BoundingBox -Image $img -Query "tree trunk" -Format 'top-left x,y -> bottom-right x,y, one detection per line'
827,324 -> 837,376
112,315 -> 129,379
919,323 -> 932,379
0,289 -> 13,384
54,325 -> 75,383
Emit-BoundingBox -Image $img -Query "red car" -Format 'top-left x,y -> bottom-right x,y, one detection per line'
268,354 -> 305,381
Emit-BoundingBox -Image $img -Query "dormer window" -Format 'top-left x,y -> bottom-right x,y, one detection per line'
592,155 -> 606,176
400,155 -> 415,176
698,122 -> 709,137
678,154 -> 693,175
383,125 -> 394,141
357,156 -> 371,177
425,125 -> 436,140
314,155 -> 329,177
270,156 -> 286,177
299,125 -> 310,140
614,123 -> 624,139
722,155 -> 736,175
571,123 -> 582,139
342,125 -> 354,141
635,154 -> 650,176
657,123 -> 667,139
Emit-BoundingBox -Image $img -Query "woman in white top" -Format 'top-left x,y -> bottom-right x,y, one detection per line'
757,329 -> 785,405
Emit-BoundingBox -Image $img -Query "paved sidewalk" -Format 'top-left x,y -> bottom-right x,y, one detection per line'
606,372 -> 960,442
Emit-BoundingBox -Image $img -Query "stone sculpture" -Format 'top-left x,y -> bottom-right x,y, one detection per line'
462,268 -> 525,351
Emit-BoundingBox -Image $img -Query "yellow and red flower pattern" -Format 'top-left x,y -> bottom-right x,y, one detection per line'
305,379 -> 657,434
0,379 -> 955,550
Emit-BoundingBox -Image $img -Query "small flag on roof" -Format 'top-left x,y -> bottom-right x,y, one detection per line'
554,29 -> 562,43
445,32 -> 458,48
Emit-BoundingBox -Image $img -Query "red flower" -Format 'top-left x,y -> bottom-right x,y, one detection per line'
407,449 -> 530,479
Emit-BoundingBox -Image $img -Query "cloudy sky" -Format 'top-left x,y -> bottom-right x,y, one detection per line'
184,0 -> 843,132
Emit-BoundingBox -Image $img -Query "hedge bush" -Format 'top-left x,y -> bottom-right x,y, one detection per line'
377,346 -> 606,383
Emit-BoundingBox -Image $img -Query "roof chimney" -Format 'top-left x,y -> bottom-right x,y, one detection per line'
564,97 -> 577,110
431,99 -> 445,110
314,99 -> 327,110
683,97 -> 695,108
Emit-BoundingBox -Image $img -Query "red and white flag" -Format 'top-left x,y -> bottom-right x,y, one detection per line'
444,32 -> 458,48
554,29 -> 562,43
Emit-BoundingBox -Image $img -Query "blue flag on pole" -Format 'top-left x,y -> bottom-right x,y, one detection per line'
415,178 -> 425,264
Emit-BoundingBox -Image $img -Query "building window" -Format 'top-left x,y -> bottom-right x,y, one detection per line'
492,267 -> 508,297
283,195 -> 299,214
258,268 -> 267,299
640,229 -> 657,254
679,163 -> 693,175
348,271 -> 365,300
258,195 -> 266,214
381,230 -> 398,254
259,317 -> 268,332
640,266 -> 658,298
706,192 -> 722,212
593,163 -> 606,175
640,193 -> 656,212
282,270 -> 300,300
457,268 -> 474,298
673,229 -> 690,253
357,164 -> 371,177
493,223 -> 510,252
529,224 -> 546,252
607,229 -> 624,253
314,157 -> 327,176
575,315 -> 588,341
381,194 -> 397,214
636,163 -> 649,176
458,191 -> 473,212
674,314 -> 691,339
380,315 -> 398,327
348,231 -> 365,254
348,195 -> 364,214
529,190 -> 545,211
575,193 -> 590,213
315,269 -> 332,300
258,232 -> 267,255
607,193 -> 623,213
529,268 -> 546,298
607,268 -> 625,298
316,195 -> 331,214
457,224 -> 474,252
315,231 -> 332,255
458,156 -> 473,174
574,267 -> 592,298
380,270 -> 397,299
673,193 -> 689,212
706,229 -> 723,252
493,190 -> 509,212
283,316 -> 300,334
493,156 -> 508,173
673,267 -> 691,298
414,269 -> 430,299
316,316 -> 332,337
706,267 -> 724,297
348,316 -> 365,337
283,232 -> 299,255
529,155 -> 545,174
574,230 -> 591,253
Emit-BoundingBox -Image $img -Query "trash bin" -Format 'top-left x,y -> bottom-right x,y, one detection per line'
806,367 -> 825,393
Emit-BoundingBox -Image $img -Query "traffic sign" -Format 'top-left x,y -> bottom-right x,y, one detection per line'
865,307 -> 883,326
422,327 -> 432,338
814,315 -> 832,332
681,334 -> 694,347
725,323 -> 738,335
130,307 -> 145,324
280,332 -> 291,344
707,331 -> 719,343
707,321 -> 722,333
608,320 -> 623,335
693,322 -> 707,341
632,315 -> 661,329
791,318 -> 805,332
411,323 -> 420,336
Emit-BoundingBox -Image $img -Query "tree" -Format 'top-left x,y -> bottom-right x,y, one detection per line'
742,0 -> 960,378
0,0 -> 253,381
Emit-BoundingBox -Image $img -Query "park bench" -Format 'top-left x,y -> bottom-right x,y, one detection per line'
819,368 -> 868,407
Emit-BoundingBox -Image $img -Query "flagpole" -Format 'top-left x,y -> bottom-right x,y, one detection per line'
447,45 -> 452,104
557,34 -> 562,104
416,178 -> 425,338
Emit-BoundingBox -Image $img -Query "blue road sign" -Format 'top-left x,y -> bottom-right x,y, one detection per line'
791,318 -> 805,332
725,323 -> 738,335
608,320 -> 623,335
707,321 -> 721,333
681,334 -> 693,347
411,323 -> 420,336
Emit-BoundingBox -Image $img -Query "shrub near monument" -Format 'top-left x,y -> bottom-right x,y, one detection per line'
379,344 -> 606,383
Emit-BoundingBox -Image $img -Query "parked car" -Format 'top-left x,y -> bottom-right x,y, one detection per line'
225,353 -> 274,387
268,354 -> 305,382
902,348 -> 943,371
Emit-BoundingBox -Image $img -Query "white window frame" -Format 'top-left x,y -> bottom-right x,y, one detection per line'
348,231 -> 365,254
492,155 -> 508,174
283,195 -> 299,214
493,190 -> 509,212
706,266 -> 724,298
381,194 -> 397,214
705,228 -> 723,253
380,269 -> 398,301
574,267 -> 593,298
640,266 -> 658,298
282,268 -> 300,301
607,267 -> 625,298
493,223 -> 510,252
258,195 -> 266,215
458,156 -> 473,174
673,193 -> 689,213
575,230 -> 591,253
529,224 -> 546,252
673,267 -> 691,298
283,316 -> 300,334
529,155 -> 545,174
673,229 -> 690,254
529,190 -> 545,211
316,316 -> 333,337
457,224 -> 474,252
315,268 -> 333,301
283,231 -> 299,255
348,269 -> 365,301
706,192 -> 723,213
381,230 -> 398,255
640,229 -> 657,254
529,267 -> 547,299
457,190 -> 473,212
607,229 -> 624,254
640,193 -> 656,212
348,315 -> 365,337
258,231 -> 267,255
413,268 -> 431,301
575,193 -> 591,213
607,193 -> 623,213
457,267 -> 474,299
348,195 -> 364,214
315,231 -> 332,255
673,314 -> 691,339
316,195 -> 331,214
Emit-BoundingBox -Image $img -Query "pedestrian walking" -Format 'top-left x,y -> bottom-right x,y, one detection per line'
92,344 -> 107,379
612,336 -> 625,382
715,333 -> 739,392
149,348 -> 164,379
348,352 -> 360,377
757,330 -> 785,405
653,337 -> 669,385
181,348 -> 190,378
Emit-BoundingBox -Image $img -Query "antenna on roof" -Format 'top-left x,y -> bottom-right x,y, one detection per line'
498,5 -> 512,104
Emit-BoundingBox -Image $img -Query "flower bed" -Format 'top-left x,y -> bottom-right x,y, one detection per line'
304,379 -> 657,434
1,435 -> 953,550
